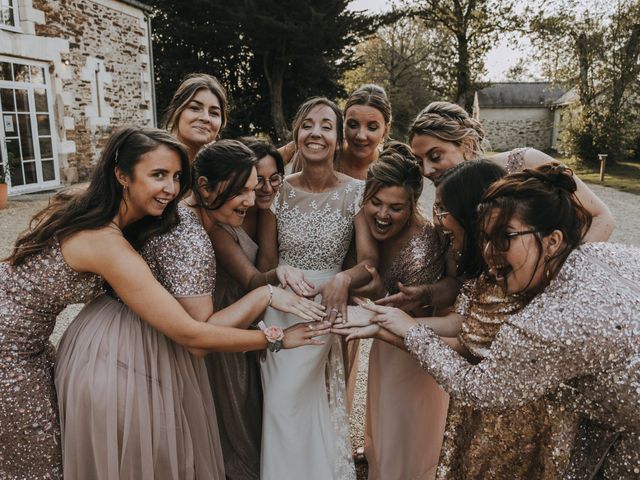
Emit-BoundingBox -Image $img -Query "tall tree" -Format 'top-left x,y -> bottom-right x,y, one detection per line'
145,0 -> 374,142
529,0 -> 640,164
405,0 -> 522,112
343,11 -> 454,139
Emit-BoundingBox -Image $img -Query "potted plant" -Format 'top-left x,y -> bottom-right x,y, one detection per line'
0,163 -> 8,210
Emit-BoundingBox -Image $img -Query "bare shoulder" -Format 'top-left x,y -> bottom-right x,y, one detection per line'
521,148 -> 555,166
61,227 -> 137,272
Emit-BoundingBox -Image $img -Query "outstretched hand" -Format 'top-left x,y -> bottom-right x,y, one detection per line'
276,265 -> 315,297
332,304 -> 375,328
350,265 -> 385,300
270,287 -> 327,322
283,321 -> 331,349
375,282 -> 429,312
361,303 -> 418,338
331,323 -> 381,342
307,272 -> 350,324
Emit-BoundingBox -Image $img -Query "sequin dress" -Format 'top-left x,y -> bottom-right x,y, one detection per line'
436,275 -> 578,479
260,175 -> 361,480
406,243 -> 640,479
365,221 -> 450,480
205,224 -> 262,480
0,242 -> 103,479
55,205 -> 225,479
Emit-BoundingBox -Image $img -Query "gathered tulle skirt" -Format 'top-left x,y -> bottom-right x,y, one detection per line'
55,294 -> 225,480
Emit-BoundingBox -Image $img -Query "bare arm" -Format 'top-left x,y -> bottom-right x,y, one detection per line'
256,209 -> 278,272
277,142 -> 296,165
522,149 -> 615,242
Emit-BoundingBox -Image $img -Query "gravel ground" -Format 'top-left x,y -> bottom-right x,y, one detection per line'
1,181 -> 638,479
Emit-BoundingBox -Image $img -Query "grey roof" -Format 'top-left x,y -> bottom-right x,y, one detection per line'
117,0 -> 153,13
476,82 -> 566,108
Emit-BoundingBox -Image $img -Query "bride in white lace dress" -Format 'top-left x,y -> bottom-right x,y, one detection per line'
260,97 -> 378,479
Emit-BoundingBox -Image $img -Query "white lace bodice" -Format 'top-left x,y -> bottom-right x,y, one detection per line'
271,177 -> 364,270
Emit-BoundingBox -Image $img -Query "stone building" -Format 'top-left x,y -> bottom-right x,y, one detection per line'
0,0 -> 155,195
473,82 -> 566,152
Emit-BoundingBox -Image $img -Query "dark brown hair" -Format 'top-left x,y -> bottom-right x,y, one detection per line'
8,127 -> 190,265
238,136 -> 284,175
478,163 -> 592,290
163,73 -> 228,134
191,139 -> 257,211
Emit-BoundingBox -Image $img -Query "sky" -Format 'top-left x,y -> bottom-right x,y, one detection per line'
348,0 -> 526,82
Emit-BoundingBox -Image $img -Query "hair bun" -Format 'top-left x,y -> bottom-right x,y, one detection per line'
533,163 -> 577,193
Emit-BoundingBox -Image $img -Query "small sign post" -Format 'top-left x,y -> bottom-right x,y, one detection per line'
598,154 -> 608,182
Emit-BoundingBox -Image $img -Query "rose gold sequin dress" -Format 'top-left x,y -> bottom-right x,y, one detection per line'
55,206 -> 225,479
205,224 -> 262,480
0,241 -> 103,478
407,243 -> 640,479
436,275 -> 578,479
365,221 -> 450,480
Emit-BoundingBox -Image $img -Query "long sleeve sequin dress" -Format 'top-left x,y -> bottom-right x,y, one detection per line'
0,242 -> 103,478
406,243 -> 640,479
205,224 -> 262,480
55,205 -> 225,479
260,176 -> 361,480
365,221 -> 450,480
436,275 -> 578,479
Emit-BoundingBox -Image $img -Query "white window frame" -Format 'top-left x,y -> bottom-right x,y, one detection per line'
0,0 -> 20,32
0,56 -> 59,194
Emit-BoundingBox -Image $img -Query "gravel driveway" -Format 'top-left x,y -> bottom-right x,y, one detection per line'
1,181 -> 638,479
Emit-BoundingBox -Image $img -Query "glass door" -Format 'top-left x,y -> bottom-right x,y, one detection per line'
0,59 -> 58,193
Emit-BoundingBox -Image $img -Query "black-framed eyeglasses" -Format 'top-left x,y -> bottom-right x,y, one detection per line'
256,173 -> 283,191
432,203 -> 450,221
482,229 -> 539,251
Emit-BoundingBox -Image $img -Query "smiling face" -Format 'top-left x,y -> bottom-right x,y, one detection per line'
119,145 -> 182,221
481,209 -> 549,294
176,88 -> 222,155
433,188 -> 465,252
254,155 -> 282,210
363,185 -> 413,241
296,104 -> 338,163
344,105 -> 388,162
411,134 -> 466,183
208,167 -> 258,227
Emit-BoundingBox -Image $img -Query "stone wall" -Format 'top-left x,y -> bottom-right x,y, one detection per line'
33,0 -> 153,181
479,108 -> 554,152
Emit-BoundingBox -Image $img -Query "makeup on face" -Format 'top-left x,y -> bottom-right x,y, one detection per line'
363,186 -> 413,241
411,135 -> 466,183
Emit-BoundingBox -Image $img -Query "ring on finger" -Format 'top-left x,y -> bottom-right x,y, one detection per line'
330,308 -> 339,314
307,324 -> 313,332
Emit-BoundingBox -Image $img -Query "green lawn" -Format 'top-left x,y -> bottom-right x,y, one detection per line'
561,158 -> 640,195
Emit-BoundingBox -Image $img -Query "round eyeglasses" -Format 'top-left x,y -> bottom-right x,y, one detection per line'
256,173 -> 283,191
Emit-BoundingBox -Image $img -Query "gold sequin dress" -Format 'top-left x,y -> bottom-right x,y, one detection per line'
55,205 -> 225,479
365,221 -> 450,480
205,224 -> 262,480
407,243 -> 640,479
436,275 -> 578,479
0,240 -> 103,478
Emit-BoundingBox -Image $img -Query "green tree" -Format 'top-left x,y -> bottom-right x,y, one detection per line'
530,0 -> 640,165
343,11 -> 454,139
406,0 -> 522,112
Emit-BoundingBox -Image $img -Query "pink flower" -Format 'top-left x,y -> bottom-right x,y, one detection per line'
264,326 -> 284,341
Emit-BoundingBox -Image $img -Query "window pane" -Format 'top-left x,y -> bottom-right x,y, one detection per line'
23,161 -> 36,184
6,138 -> 24,186
34,89 -> 48,112
17,114 -> 34,160
14,64 -> 30,83
1,6 -> 15,27
0,62 -> 12,81
37,114 -> 50,135
3,114 -> 17,135
1,89 -> 15,112
14,89 -> 28,112
30,66 -> 45,84
42,159 -> 55,182
39,137 -> 52,158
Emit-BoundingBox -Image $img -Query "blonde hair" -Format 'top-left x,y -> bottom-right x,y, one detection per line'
408,101 -> 485,159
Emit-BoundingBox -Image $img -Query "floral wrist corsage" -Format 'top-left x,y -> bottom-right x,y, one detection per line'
258,321 -> 284,353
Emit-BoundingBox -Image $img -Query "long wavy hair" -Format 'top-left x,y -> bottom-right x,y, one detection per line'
7,127 -> 190,266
